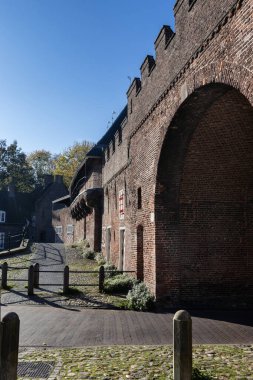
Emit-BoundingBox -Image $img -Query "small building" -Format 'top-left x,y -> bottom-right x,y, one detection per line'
0,175 -> 68,249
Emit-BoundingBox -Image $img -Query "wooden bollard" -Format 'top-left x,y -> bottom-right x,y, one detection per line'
99,266 -> 105,293
173,310 -> 192,380
1,262 -> 8,289
63,265 -> 69,294
34,263 -> 40,288
0,312 -> 20,380
28,265 -> 34,296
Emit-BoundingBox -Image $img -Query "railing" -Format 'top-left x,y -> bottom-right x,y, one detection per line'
0,263 -> 135,296
0,229 -> 27,253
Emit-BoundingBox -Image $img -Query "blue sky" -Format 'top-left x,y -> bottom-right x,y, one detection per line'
0,0 -> 175,154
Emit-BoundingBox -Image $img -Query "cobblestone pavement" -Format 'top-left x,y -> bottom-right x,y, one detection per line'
17,344 -> 253,380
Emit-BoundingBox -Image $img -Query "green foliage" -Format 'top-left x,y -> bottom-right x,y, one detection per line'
104,263 -> 117,278
82,249 -> 95,260
192,368 -> 213,380
0,139 -> 35,192
27,150 -> 55,186
126,282 -> 154,311
95,252 -> 106,266
104,274 -> 136,294
53,141 -> 94,187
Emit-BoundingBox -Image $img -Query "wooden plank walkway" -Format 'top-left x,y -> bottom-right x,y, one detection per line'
1,305 -> 253,347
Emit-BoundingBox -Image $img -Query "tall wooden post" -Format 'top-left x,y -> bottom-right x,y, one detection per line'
0,312 -> 20,380
1,262 -> 8,290
173,310 -> 192,380
63,265 -> 69,294
99,266 -> 105,293
34,263 -> 39,288
28,265 -> 34,296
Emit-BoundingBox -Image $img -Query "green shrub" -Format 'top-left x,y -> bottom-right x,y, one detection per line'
82,250 -> 95,260
127,282 -> 154,311
104,263 -> 117,278
104,274 -> 136,294
95,252 -> 106,266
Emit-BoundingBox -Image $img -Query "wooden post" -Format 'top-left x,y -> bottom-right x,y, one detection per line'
63,265 -> 69,294
99,265 -> 105,293
1,262 -> 8,290
28,265 -> 34,296
0,312 -> 20,380
173,310 -> 192,380
34,263 -> 39,288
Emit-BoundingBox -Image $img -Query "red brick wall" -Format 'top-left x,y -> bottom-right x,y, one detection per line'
60,0 -> 253,307
110,0 -> 252,306
155,86 -> 253,306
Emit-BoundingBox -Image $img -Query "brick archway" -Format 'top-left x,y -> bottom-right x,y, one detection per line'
155,83 -> 253,308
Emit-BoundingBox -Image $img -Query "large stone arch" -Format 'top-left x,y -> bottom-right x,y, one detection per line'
155,82 -> 253,308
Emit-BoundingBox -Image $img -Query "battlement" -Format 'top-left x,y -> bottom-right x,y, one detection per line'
154,25 -> 175,58
126,0 -> 238,126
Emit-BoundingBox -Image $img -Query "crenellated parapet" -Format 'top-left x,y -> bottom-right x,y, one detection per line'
125,0 -> 244,129
154,25 -> 175,59
140,55 -> 156,82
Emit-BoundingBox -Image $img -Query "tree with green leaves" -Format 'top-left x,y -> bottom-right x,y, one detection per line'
0,139 -> 35,192
27,150 -> 55,186
53,141 -> 94,187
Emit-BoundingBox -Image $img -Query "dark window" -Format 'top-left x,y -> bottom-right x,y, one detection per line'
118,128 -> 122,145
137,187 -> 142,209
189,0 -> 197,9
130,99 -> 133,114
114,183 -> 117,209
107,146 -> 110,161
112,137 -> 115,153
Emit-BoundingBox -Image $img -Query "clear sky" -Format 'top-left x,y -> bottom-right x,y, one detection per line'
0,0 -> 175,155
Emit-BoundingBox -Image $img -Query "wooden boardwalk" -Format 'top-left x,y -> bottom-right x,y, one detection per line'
1,305 -> 253,347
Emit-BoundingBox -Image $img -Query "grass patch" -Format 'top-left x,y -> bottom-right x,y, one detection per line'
64,247 -> 129,308
19,344 -> 253,380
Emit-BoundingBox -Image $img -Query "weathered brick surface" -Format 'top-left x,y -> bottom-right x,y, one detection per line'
56,0 -> 253,308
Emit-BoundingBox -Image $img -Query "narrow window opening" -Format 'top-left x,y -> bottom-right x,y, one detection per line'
114,183 -> 117,209
189,0 -> 197,9
118,128 -> 122,145
137,187 -> 142,209
112,137 -> 115,153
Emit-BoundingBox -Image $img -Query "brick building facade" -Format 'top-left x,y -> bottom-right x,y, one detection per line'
52,0 -> 253,308
0,175 -> 68,250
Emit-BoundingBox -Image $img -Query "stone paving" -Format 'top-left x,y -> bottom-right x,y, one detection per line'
18,344 -> 253,380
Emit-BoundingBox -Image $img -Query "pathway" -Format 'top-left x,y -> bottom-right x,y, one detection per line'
30,243 -> 66,293
1,305 -> 253,347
